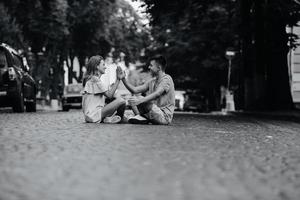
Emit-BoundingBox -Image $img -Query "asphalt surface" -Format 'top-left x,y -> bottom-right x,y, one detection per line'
0,109 -> 300,200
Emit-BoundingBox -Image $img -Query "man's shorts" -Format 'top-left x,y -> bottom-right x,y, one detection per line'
138,103 -> 169,125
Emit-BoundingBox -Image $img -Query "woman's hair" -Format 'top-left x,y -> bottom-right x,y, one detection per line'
82,55 -> 104,87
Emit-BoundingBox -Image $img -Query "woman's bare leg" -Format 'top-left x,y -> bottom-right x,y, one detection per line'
116,102 -> 126,119
101,98 -> 126,120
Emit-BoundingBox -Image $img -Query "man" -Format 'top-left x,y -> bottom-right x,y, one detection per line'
119,55 -> 175,125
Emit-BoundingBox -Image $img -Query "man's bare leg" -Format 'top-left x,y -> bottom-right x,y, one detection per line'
128,102 -> 153,124
131,105 -> 140,115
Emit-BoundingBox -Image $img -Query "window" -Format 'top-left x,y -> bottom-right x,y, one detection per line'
11,54 -> 24,70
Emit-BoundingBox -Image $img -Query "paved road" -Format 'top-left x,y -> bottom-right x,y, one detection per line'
0,110 -> 300,200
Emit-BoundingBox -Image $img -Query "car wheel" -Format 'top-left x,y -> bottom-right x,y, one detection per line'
62,105 -> 69,111
25,95 -> 36,112
12,84 -> 24,113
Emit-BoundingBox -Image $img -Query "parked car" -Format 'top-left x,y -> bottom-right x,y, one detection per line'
61,83 -> 83,111
0,43 -> 36,112
175,90 -> 186,111
184,90 -> 209,112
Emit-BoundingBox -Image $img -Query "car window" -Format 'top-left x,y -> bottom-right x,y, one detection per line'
189,95 -> 203,101
11,54 -> 23,69
0,50 -> 8,69
66,85 -> 83,93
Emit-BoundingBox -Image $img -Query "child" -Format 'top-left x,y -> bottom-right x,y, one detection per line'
118,55 -> 175,125
82,55 -> 126,123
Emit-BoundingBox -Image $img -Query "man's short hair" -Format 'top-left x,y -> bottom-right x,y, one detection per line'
150,55 -> 167,71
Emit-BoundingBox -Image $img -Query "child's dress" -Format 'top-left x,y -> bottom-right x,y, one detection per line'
82,76 -> 108,123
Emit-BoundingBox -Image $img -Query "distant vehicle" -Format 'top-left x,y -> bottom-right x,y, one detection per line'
184,90 -> 209,112
175,90 -> 186,111
62,83 -> 83,111
0,43 -> 36,112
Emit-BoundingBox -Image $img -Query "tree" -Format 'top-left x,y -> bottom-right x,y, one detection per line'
1,0 -> 150,95
0,2 -> 24,48
142,0 -> 240,110
142,0 -> 300,110
107,0 -> 151,64
2,0 -> 69,98
66,0 -> 150,83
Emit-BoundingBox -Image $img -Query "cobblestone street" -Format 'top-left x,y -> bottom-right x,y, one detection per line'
0,110 -> 300,200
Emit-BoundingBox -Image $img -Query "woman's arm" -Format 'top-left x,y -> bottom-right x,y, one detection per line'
103,66 -> 127,99
116,66 -> 149,94
104,79 -> 120,99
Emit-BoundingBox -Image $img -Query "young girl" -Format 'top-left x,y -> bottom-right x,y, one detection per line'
82,55 -> 126,123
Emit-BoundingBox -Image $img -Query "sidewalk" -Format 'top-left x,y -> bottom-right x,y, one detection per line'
230,109 -> 300,122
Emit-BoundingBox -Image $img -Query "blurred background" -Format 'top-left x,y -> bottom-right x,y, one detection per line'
1,0 -> 300,112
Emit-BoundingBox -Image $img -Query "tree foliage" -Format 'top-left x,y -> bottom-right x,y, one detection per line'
108,0 -> 150,63
142,0 -> 239,90
142,0 -> 300,110
0,2 -> 24,48
0,0 -> 150,96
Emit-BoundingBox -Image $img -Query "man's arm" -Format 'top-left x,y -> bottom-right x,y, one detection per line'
121,77 -> 149,94
128,87 -> 165,106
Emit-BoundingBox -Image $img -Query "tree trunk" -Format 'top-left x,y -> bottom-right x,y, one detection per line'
78,55 -> 86,82
265,1 -> 294,110
241,0 -> 293,110
252,0 -> 268,110
66,53 -> 74,84
241,0 -> 257,110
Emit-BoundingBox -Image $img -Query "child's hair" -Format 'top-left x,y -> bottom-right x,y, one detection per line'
82,55 -> 104,87
150,55 -> 167,71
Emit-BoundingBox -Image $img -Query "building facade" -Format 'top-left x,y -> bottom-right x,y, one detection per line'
288,23 -> 300,105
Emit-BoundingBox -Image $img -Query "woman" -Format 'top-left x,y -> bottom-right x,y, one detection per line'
82,55 -> 125,123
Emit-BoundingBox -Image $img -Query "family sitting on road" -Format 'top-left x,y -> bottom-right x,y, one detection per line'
82,54 -> 175,125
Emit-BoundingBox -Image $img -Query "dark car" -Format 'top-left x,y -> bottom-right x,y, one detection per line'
61,83 -> 83,111
0,43 -> 36,112
183,90 -> 209,112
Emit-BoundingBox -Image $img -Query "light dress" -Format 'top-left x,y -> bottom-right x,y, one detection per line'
82,75 -> 108,123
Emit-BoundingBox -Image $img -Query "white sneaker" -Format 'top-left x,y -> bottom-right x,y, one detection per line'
128,115 -> 148,124
103,115 -> 121,124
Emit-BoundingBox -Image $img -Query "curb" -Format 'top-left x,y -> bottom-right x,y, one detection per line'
230,110 -> 300,122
